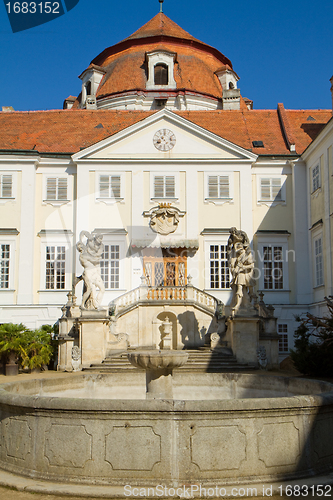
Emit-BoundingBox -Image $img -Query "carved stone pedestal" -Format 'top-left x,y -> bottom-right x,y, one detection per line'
228,315 -> 260,367
78,309 -> 109,368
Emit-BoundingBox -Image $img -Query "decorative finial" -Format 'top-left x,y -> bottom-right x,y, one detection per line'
159,0 -> 164,13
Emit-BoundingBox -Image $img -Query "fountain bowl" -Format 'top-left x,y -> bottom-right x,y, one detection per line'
0,371 -> 333,497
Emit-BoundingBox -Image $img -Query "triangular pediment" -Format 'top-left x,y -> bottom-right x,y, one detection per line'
72,109 -> 257,162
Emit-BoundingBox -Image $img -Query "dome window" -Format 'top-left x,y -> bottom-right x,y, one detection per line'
146,50 -> 176,90
154,64 -> 168,86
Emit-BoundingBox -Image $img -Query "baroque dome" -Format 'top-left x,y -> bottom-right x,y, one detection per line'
74,13 -> 244,111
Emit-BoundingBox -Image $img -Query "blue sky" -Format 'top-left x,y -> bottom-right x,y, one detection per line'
0,0 -> 332,112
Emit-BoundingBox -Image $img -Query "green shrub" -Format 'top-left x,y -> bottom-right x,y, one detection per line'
290,297 -> 333,377
0,322 -> 55,370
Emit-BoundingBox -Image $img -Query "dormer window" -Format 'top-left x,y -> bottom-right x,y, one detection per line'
79,65 -> 106,109
154,64 -> 168,85
146,50 -> 176,90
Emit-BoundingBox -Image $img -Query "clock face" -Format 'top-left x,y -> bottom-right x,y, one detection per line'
153,129 -> 176,151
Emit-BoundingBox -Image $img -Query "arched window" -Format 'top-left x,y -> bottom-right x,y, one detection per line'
85,81 -> 92,96
154,64 -> 168,85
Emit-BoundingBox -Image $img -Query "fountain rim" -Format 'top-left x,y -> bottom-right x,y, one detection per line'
0,372 -> 333,412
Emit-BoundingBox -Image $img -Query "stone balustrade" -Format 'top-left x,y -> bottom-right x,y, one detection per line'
112,285 -> 217,315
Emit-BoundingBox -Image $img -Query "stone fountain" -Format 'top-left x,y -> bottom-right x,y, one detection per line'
127,350 -> 188,398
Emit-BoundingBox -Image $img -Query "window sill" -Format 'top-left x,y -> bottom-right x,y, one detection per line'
257,199 -> 285,207
313,284 -> 324,289
43,199 -> 71,207
205,197 -> 233,206
0,198 -> 15,204
38,289 -> 71,293
96,197 -> 124,205
151,198 -> 178,202
0,288 -> 15,292
260,289 -> 291,292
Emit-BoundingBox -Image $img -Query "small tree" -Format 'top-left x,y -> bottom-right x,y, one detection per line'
0,323 -> 29,364
290,296 -> 333,377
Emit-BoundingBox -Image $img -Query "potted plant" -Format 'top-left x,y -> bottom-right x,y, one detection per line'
0,323 -> 29,376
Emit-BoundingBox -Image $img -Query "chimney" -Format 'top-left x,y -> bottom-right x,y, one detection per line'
330,75 -> 333,113
2,106 -> 14,112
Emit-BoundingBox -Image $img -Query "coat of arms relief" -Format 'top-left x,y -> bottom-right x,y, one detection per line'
143,203 -> 186,235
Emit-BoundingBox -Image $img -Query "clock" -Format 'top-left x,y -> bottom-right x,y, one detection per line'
153,129 -> 176,151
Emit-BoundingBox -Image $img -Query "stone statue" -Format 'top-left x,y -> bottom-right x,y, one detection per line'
76,230 -> 105,310
227,227 -> 255,315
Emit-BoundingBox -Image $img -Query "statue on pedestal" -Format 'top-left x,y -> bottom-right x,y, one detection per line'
227,227 -> 255,315
76,231 -> 105,310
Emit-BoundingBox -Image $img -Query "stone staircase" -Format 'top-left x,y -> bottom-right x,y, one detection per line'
84,348 -> 254,373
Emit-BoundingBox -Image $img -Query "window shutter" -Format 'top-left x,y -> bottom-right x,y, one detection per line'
57,178 -> 67,200
154,176 -> 164,198
165,176 -> 175,198
272,178 -> 282,200
219,176 -> 229,198
208,176 -> 218,198
110,176 -> 121,198
260,178 -> 271,200
1,175 -> 12,198
99,175 -> 110,197
46,178 -> 57,200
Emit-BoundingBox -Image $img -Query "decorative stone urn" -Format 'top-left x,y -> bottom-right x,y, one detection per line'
127,351 -> 188,399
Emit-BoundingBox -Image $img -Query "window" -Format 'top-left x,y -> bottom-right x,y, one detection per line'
263,246 -> 283,290
314,236 -> 323,287
154,64 -> 168,85
260,178 -> 282,201
45,246 -> 66,290
0,244 -> 10,289
46,177 -> 68,201
100,244 -> 120,289
209,244 -> 230,289
99,175 -> 121,199
154,175 -> 175,198
278,324 -> 289,353
208,175 -> 229,198
312,164 -> 320,192
0,175 -> 12,198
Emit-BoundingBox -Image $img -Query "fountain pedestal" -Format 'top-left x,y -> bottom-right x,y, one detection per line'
127,351 -> 188,399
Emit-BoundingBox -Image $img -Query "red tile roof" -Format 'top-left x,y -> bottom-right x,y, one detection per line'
0,108 -> 330,155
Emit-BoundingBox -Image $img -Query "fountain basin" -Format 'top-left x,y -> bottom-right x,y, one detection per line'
0,372 -> 333,494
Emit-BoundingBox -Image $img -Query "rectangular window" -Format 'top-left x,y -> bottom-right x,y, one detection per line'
46,177 -> 68,201
260,178 -> 282,201
278,324 -> 289,353
208,175 -> 229,198
209,244 -> 230,289
45,246 -> 66,289
153,175 -> 175,198
0,175 -> 12,198
99,175 -> 121,199
314,236 -> 323,287
263,246 -> 283,290
100,244 -> 120,289
312,164 -> 320,192
0,244 -> 10,289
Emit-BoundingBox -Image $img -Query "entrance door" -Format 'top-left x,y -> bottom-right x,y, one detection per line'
143,249 -> 187,287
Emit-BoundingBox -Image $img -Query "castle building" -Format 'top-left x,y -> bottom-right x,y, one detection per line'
0,12 -> 332,360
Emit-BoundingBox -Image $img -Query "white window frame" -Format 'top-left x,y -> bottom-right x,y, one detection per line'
204,236 -> 231,291
146,51 -> 176,90
95,171 -> 125,204
311,163 -> 321,193
278,324 -> 289,353
257,236 -> 290,292
0,171 -> 17,203
257,174 -> 286,206
0,238 -> 16,291
150,171 -> 179,201
39,236 -> 72,292
313,234 -> 324,288
43,173 -> 71,206
204,172 -> 234,204
99,235 -> 125,291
